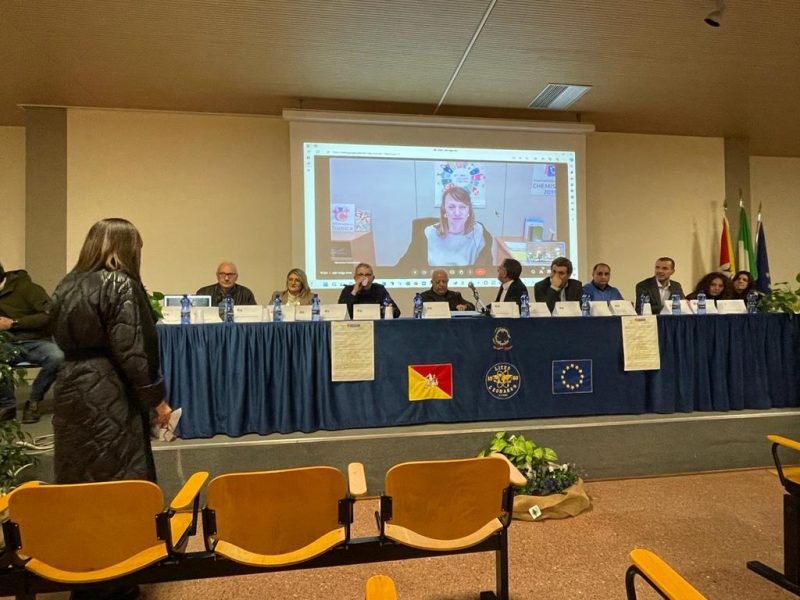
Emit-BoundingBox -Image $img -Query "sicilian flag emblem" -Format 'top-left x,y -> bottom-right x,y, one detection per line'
408,364 -> 453,401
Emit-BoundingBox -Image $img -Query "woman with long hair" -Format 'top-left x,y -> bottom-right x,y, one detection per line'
731,270 -> 756,300
424,186 -> 488,266
686,271 -> 733,302
51,218 -> 171,486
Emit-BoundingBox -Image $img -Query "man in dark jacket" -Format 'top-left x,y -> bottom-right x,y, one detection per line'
338,262 -> 401,318
634,257 -> 685,315
196,261 -> 257,306
420,269 -> 475,311
494,258 -> 529,307
533,257 -> 583,312
0,263 -> 64,423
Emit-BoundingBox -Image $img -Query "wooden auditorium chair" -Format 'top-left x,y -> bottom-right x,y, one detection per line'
625,548 -> 707,599
365,574 -> 398,599
202,463 -> 366,566
376,455 -> 525,600
747,434 -> 800,595
0,472 -> 208,596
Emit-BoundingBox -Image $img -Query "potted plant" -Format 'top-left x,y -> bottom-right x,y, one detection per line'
0,331 -> 37,494
480,431 -> 590,520
759,273 -> 800,314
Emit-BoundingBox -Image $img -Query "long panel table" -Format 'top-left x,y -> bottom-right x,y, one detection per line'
157,314 -> 800,439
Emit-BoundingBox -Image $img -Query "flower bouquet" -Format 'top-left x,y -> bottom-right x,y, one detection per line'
480,431 -> 590,520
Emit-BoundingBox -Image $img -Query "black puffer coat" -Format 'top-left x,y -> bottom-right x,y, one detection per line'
51,270 -> 165,483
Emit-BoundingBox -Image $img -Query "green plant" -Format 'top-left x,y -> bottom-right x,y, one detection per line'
480,431 -> 580,496
148,290 -> 165,320
0,331 -> 27,390
0,419 -> 37,494
759,273 -> 800,314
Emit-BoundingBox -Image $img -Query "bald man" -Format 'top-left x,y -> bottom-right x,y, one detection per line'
196,261 -> 257,306
419,269 -> 474,311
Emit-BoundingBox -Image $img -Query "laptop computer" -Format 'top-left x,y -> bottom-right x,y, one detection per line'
162,295 -> 213,307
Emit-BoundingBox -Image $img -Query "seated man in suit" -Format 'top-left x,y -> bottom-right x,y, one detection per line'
634,257 -> 685,314
420,269 -> 475,311
338,262 -> 401,318
494,258 -> 528,307
196,261 -> 257,306
533,257 -> 583,312
582,262 -> 624,301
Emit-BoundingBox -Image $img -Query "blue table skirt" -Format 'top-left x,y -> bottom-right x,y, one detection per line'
157,314 -> 800,439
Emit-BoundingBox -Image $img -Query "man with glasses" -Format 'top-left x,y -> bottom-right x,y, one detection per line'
196,262 -> 257,306
338,262 -> 400,318
420,269 -> 474,311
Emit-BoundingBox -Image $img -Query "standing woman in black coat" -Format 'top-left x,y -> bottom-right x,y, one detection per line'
51,218 -> 172,485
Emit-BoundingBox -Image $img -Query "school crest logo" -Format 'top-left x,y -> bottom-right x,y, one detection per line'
485,363 -> 521,399
491,326 -> 512,350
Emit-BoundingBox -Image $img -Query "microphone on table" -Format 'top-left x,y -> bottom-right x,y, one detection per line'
468,282 -> 489,315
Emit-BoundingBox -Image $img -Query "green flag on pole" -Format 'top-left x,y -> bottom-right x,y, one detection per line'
737,201 -> 756,279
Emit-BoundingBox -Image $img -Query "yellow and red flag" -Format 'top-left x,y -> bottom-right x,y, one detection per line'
719,214 -> 735,275
407,364 -> 453,401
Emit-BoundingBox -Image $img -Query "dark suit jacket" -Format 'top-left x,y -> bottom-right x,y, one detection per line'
634,277 -> 685,315
337,283 -> 401,318
494,278 -> 529,307
533,278 -> 584,312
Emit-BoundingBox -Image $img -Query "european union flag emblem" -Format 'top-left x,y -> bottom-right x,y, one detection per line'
552,360 -> 593,394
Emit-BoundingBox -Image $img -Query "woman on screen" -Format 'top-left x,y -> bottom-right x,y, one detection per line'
686,271 -> 732,301
397,187 -> 493,269
277,267 -> 313,305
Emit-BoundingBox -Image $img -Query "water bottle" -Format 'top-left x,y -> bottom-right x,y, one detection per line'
311,293 -> 321,322
413,293 -> 423,319
180,294 -> 191,324
519,293 -> 530,318
696,292 -> 706,315
671,293 -> 681,315
746,290 -> 758,314
272,294 -> 282,323
580,294 -> 590,317
222,295 -> 234,323
639,293 -> 650,315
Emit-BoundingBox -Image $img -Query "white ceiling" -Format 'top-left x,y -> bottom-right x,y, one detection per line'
2,0 -> 799,155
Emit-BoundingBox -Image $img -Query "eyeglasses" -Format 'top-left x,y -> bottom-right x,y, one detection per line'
217,272 -> 237,278
356,272 -> 373,277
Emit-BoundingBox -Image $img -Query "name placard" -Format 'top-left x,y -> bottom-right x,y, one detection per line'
321,304 -> 350,321
716,299 -> 747,314
688,299 -> 718,314
660,300 -> 692,315
609,300 -> 637,316
491,302 -> 520,318
193,306 -> 222,323
295,305 -> 312,321
553,302 -> 581,317
423,302 -> 451,319
353,304 -> 381,321
234,305 -> 264,323
530,302 -> 551,317
589,301 -> 613,316
161,307 -> 181,324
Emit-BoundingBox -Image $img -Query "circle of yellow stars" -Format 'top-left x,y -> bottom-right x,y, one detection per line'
560,363 -> 585,391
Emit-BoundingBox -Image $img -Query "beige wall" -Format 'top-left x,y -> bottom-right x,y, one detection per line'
586,132 -> 726,298
750,156 -> 800,286
0,126 -> 26,269
66,109 -> 291,303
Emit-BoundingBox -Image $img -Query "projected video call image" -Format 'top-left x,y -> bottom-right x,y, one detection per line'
304,143 -> 577,288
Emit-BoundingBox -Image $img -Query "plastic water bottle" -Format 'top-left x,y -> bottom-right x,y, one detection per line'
746,290 -> 759,314
696,292 -> 706,315
519,293 -> 529,318
413,293 -> 423,319
639,293 -> 650,315
272,294 -> 282,323
222,296 -> 234,323
311,293 -> 321,322
580,294 -> 590,317
180,294 -> 191,324
671,293 -> 681,315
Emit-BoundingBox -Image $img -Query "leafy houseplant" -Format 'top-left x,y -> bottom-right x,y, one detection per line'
759,273 -> 800,314
148,290 -> 165,321
480,431 -> 579,496
0,331 -> 37,494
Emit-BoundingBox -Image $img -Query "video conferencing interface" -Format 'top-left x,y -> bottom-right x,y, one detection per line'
303,143 -> 578,289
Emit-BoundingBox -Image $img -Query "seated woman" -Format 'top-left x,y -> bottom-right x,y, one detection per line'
731,270 -> 755,300
274,268 -> 313,306
396,187 -> 493,268
686,271 -> 732,302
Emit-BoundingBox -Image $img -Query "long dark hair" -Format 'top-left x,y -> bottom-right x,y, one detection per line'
691,271 -> 732,300
72,218 -> 143,282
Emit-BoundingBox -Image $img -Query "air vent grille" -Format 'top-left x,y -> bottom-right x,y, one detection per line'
528,84 -> 591,110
